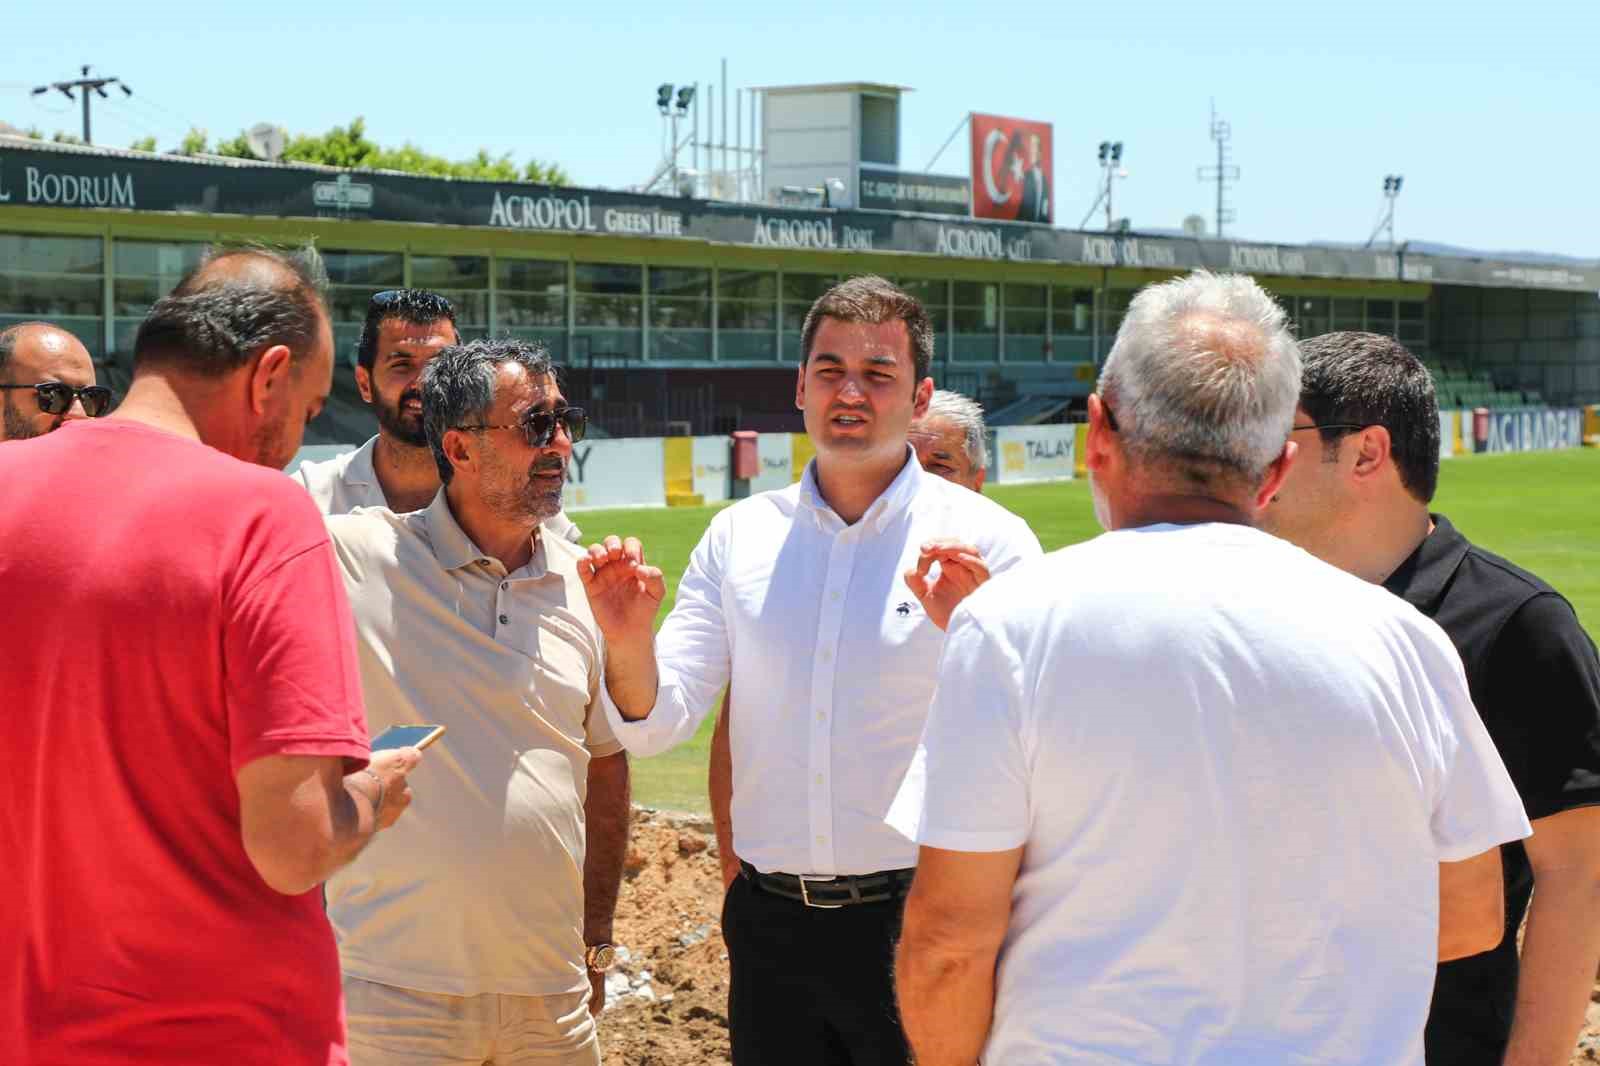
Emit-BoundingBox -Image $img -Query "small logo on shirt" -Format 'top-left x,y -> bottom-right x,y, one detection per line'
895,601 -> 916,617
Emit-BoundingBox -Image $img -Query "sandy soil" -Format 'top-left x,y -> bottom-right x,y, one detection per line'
602,807 -> 1600,1066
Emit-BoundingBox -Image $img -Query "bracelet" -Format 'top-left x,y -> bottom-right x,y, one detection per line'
358,768 -> 386,825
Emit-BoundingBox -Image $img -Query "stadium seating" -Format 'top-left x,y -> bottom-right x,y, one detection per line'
1422,359 -> 1537,409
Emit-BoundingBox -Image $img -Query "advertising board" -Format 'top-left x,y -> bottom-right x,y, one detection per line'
990,425 -> 1075,484
562,438 -> 666,510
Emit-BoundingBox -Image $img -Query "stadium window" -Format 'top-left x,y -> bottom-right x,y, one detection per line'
891,278 -> 950,366
1366,298 -> 1397,338
1295,297 -> 1330,341
574,262 -> 642,363
1003,284 -> 1047,362
1331,298 -> 1364,332
409,256 -> 489,341
320,250 -> 405,368
1397,300 -> 1427,349
1051,286 -> 1095,363
495,257 -> 568,362
1101,289 -> 1138,342
780,272 -> 838,363
0,233 -> 105,362
647,266 -> 711,362
951,281 -> 999,363
717,269 -> 778,361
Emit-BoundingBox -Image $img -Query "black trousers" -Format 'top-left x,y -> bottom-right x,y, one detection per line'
721,872 -> 911,1066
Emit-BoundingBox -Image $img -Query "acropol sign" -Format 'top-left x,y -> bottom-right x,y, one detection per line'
1,143 -> 1591,292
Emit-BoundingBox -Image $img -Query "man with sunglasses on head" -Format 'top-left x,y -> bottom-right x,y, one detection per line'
0,321 -> 108,440
321,338 -> 628,1066
1261,331 -> 1600,1066
292,289 -> 582,542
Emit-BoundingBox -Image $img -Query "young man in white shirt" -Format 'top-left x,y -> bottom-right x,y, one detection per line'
292,287 -> 583,541
578,276 -> 1042,1065
888,272 -> 1531,1066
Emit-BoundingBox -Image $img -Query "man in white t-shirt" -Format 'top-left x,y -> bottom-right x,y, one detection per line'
886,271 -> 1531,1066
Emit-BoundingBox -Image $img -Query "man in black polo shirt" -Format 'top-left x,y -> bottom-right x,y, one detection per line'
1262,330 -> 1600,1066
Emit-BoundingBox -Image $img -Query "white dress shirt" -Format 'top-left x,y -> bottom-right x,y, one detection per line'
291,433 -> 584,541
603,448 -> 1042,876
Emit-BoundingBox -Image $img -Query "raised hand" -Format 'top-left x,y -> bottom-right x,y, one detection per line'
578,535 -> 667,643
903,539 -> 991,631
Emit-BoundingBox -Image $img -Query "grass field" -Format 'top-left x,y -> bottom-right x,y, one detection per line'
574,449 -> 1600,812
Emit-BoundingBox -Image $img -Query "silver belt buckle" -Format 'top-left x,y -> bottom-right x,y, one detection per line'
798,874 -> 843,909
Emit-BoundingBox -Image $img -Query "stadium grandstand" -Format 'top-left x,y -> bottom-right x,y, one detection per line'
3,95 -> 1595,448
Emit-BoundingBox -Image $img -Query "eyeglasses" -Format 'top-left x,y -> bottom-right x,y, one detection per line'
368,289 -> 456,316
0,382 -> 113,417
456,406 -> 587,448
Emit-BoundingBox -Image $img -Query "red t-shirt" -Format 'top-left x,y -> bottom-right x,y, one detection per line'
0,419 -> 369,1066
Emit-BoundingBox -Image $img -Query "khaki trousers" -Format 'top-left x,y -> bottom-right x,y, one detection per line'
344,976 -> 600,1066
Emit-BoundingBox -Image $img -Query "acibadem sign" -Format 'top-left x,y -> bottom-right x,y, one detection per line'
1,144 -> 1592,293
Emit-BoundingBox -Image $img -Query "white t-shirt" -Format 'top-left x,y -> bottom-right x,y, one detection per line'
888,522 -> 1530,1066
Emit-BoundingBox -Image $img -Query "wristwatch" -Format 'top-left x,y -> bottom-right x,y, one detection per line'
585,942 -> 617,973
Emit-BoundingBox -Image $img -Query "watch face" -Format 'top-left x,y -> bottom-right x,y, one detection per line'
588,943 -> 616,971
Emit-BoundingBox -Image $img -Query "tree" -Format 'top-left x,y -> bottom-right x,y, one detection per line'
129,135 -> 157,152
210,117 -> 568,184
178,127 -> 209,156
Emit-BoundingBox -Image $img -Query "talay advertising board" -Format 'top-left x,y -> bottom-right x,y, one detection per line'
989,425 -> 1075,484
562,438 -> 666,510
969,113 -> 1054,224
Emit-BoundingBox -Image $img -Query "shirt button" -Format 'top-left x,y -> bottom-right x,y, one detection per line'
817,710 -> 827,721
830,590 -> 841,602
498,613 -> 510,625
501,582 -> 509,591
815,774 -> 824,785
819,649 -> 831,662
816,835 -> 826,844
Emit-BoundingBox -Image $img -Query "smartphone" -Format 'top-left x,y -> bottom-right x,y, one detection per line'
370,724 -> 446,753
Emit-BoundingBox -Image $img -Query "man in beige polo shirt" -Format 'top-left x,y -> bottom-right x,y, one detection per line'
323,338 -> 630,1065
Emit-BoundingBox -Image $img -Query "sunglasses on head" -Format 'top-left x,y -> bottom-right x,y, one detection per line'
457,406 -> 587,448
0,382 -> 113,418
368,289 -> 456,316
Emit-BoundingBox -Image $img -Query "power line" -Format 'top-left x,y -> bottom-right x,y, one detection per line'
30,65 -> 133,145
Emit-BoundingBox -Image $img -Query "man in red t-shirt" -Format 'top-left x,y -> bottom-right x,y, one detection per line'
0,248 -> 423,1066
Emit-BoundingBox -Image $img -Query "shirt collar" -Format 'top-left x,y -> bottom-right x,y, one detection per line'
797,445 -> 925,534
342,435 -> 379,487
1382,513 -> 1470,613
421,488 -> 545,577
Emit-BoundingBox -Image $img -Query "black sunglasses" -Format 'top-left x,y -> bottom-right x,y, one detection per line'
1292,422 -> 1372,435
457,406 -> 587,448
0,382 -> 113,417
368,289 -> 456,316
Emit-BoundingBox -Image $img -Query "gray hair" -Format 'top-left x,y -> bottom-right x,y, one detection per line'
1097,271 -> 1301,482
420,337 -> 556,484
920,389 -> 989,470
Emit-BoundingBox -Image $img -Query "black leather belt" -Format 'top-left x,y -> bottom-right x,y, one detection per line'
740,860 -> 915,908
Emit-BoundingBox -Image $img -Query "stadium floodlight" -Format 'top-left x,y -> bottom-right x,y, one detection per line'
675,85 -> 695,114
1111,141 -> 1124,163
656,83 -> 674,114
30,85 -> 48,95
1098,141 -> 1111,163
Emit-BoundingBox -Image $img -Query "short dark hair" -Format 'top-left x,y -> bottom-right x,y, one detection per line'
800,275 -> 934,385
420,337 -> 556,484
357,289 -> 458,372
132,246 -> 329,377
1298,331 -> 1439,503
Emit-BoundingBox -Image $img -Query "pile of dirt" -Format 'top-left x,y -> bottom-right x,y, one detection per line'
602,807 -> 1600,1066
602,808 -> 732,1066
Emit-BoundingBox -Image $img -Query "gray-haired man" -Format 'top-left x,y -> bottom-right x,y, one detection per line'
890,272 -> 1528,1066
908,389 -> 988,492
322,339 -> 629,1065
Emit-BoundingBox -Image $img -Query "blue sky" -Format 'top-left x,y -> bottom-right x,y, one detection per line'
5,0 -> 1596,257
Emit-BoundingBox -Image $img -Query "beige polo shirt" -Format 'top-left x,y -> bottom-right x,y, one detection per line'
323,490 -> 621,998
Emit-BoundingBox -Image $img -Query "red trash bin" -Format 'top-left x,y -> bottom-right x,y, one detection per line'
731,431 -> 759,480
1472,407 -> 1489,453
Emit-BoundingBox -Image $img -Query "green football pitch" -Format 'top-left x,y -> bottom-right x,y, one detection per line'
573,449 -> 1600,813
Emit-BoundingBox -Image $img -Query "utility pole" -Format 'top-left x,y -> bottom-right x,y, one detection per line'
31,65 -> 132,146
1195,100 -> 1239,238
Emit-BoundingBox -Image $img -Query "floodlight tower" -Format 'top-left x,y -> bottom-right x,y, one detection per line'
31,64 -> 132,146
1079,140 -> 1127,231
1364,175 -> 1404,249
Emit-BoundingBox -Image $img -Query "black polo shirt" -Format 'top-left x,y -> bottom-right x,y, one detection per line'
1382,513 -> 1600,1066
